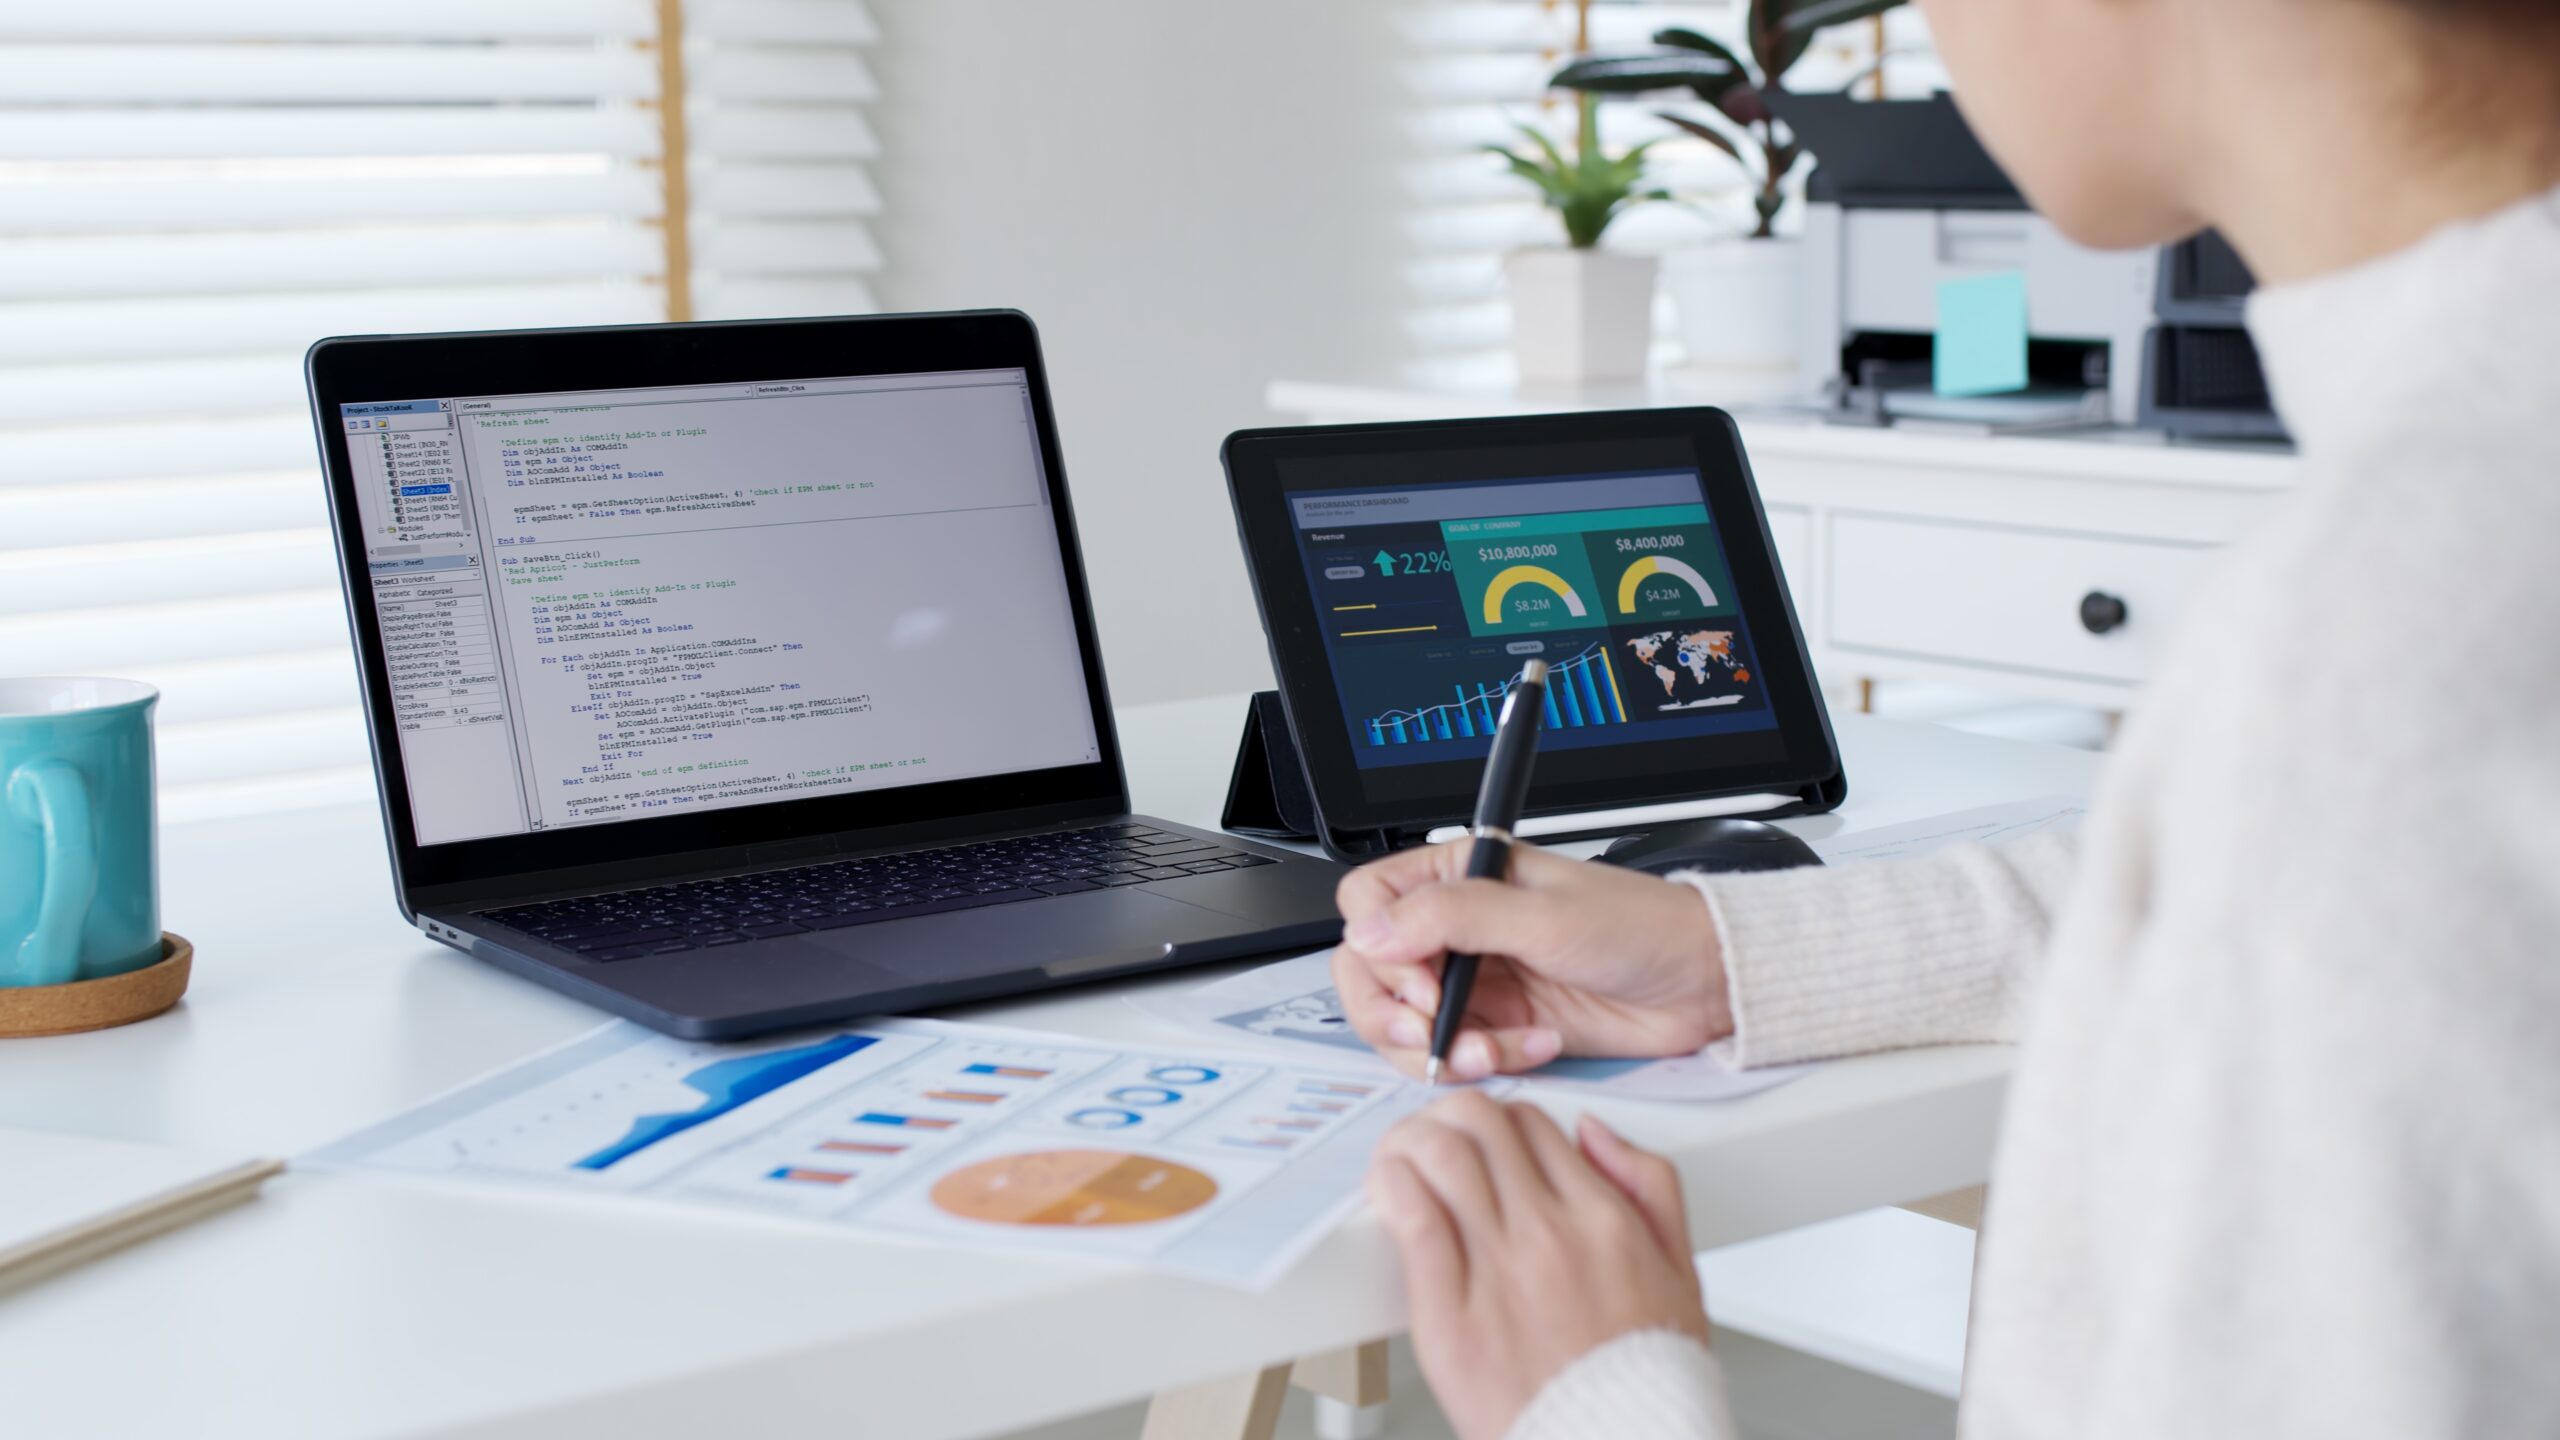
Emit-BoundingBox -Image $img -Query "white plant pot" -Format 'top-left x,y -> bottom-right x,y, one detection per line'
1665,237 -> 1804,397
1505,247 -> 1658,386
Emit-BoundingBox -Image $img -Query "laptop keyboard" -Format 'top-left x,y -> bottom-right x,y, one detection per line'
474,823 -> 1274,963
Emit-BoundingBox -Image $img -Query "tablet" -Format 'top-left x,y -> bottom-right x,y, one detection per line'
1224,409 -> 1842,857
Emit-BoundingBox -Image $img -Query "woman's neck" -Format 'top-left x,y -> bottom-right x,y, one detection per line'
2193,5 -> 2560,286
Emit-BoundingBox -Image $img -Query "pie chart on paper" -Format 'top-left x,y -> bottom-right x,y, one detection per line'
930,1150 -> 1218,1227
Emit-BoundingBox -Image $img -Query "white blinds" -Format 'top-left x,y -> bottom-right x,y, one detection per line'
1397,0 -> 1942,386
0,0 -> 882,820
684,0 -> 883,321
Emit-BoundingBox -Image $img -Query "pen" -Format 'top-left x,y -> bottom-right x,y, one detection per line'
1424,658 -> 1549,1085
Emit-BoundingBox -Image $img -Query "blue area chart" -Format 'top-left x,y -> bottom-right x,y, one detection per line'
574,1033 -> 878,1170
1363,642 -> 1625,747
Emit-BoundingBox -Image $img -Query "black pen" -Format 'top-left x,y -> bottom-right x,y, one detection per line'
1425,658 -> 1550,1085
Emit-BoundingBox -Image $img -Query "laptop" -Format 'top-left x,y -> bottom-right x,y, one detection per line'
306,310 -> 1344,1039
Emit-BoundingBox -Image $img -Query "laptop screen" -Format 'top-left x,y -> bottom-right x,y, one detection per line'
337,369 -> 1102,847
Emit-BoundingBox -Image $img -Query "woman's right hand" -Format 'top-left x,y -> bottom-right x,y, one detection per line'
1332,840 -> 1734,1082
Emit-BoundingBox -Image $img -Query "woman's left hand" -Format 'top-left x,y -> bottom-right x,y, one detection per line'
1369,1091 -> 1711,1440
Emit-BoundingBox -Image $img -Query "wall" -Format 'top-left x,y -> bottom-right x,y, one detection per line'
872,0 -> 1410,705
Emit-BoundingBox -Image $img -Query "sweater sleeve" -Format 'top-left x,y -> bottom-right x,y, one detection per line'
1669,831 -> 2078,1068
1503,1330 -> 1738,1440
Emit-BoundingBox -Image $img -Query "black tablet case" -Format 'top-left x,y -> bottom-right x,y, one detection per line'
1221,691 -> 1321,839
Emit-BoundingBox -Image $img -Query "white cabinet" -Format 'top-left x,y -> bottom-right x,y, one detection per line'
1827,515 -> 2211,685
1267,378 -> 2300,710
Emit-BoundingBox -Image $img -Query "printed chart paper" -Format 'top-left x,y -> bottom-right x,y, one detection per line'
1135,952 -> 1808,1102
303,1017 -> 1458,1288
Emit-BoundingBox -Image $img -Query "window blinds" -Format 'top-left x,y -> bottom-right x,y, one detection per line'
0,0 -> 882,820
1397,0 -> 1941,386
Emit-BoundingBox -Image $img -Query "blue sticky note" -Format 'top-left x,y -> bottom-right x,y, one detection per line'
1934,270 -> 2029,397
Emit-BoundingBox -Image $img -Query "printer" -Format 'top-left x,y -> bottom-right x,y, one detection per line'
1771,93 -> 2281,439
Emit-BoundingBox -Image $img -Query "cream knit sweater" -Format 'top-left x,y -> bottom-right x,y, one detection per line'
1508,185 -> 2560,1440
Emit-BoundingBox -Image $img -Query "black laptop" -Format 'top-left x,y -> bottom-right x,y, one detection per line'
306,310 -> 1343,1039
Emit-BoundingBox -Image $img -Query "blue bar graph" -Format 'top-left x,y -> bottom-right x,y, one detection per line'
1361,644 -> 1625,748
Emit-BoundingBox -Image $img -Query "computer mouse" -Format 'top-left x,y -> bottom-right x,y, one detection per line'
1598,817 -> 1823,876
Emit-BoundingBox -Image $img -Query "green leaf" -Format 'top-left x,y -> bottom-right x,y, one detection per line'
1766,0 -> 1906,80
1552,53 -> 1739,97
1719,85 -> 1772,128
1777,0 -> 1906,35
1659,112 -> 1749,167
1514,117 -> 1571,177
1465,94 -> 1670,249
1573,93 -> 1612,178
1747,0 -> 1787,77
1652,26 -> 1757,83
1500,155 -> 1569,202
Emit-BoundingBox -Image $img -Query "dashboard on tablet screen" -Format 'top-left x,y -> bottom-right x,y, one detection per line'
1233,414 -> 1837,839
1287,468 -> 1779,769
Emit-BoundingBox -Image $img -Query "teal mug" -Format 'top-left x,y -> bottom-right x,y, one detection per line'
0,678 -> 160,989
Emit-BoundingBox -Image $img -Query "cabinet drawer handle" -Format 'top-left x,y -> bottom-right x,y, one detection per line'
2079,591 -> 2129,635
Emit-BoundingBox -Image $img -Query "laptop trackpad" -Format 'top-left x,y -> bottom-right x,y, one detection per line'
813,890 -> 1242,984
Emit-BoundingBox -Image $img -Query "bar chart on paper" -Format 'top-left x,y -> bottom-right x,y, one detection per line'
1363,641 -> 1626,747
303,1016 -> 1454,1287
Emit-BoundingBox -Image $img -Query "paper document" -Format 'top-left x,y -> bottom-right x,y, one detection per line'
1810,796 -> 2086,865
1136,952 -> 1807,1102
304,1016 -> 1468,1288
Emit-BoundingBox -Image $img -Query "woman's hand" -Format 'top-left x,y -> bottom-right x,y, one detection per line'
1371,1093 -> 1710,1440
1333,841 -> 1732,1081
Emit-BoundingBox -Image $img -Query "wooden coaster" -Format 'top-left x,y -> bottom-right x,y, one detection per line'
0,934 -> 192,1039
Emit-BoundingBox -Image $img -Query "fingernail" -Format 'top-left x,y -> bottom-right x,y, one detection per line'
1457,1033 -> 1493,1078
1388,1015 -> 1426,1049
1347,913 -> 1392,949
1399,980 -> 1437,1012
1523,1028 -> 1563,1064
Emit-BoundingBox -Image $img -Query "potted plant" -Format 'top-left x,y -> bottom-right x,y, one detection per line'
1555,0 -> 1905,391
1487,91 -> 1670,386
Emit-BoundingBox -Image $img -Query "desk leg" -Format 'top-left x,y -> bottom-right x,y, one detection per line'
1294,1339 -> 1391,1440
1140,1361 -> 1293,1440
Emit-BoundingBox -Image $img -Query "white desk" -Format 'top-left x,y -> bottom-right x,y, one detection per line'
1270,377 -> 2298,711
0,696 -> 2097,1440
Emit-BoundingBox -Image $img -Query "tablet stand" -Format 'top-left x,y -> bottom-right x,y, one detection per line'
1220,692 -> 1320,840
1220,693 -> 1846,862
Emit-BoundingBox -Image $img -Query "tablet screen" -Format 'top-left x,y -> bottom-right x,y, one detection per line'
1289,467 -> 1777,768
1229,412 -> 1837,839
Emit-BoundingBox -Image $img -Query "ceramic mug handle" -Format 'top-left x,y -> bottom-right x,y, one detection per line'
6,760 -> 96,988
